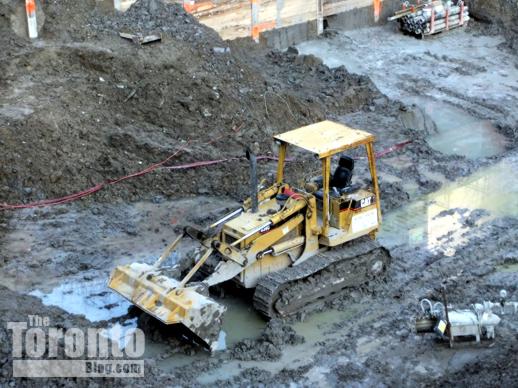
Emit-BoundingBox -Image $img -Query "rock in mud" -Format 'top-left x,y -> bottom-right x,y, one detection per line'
462,208 -> 490,227
332,360 -> 367,383
231,319 -> 304,361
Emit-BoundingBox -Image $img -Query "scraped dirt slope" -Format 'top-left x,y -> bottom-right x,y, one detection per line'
0,0 -> 381,206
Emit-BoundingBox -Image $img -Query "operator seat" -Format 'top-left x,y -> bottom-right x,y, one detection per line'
330,156 -> 354,189
312,155 -> 356,200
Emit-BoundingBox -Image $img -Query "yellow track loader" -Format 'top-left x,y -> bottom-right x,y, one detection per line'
109,121 -> 389,350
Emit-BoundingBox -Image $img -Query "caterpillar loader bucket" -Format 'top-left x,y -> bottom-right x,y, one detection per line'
108,246 -> 226,351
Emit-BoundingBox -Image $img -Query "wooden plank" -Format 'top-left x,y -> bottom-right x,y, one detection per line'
324,0 -> 378,16
194,1 -> 252,39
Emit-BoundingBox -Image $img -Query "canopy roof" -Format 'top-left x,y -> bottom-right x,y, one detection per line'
274,120 -> 375,159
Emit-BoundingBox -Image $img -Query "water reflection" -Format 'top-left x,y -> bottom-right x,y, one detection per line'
379,157 -> 518,254
30,277 -> 131,321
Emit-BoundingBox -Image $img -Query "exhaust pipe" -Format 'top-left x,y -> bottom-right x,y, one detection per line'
246,148 -> 258,213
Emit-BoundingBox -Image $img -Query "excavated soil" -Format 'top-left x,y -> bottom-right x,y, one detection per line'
0,0 -> 383,206
468,0 -> 518,49
1,0 -> 517,386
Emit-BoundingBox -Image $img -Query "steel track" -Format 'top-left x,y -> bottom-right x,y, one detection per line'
253,237 -> 390,318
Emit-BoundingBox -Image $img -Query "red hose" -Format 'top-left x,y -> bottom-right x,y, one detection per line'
0,139 -> 411,211
375,140 -> 412,158
0,142 -> 190,210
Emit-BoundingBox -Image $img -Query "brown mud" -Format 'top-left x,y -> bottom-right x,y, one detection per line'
1,0 -> 517,386
0,0 -> 382,206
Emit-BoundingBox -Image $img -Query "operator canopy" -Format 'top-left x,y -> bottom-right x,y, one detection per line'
274,120 -> 375,159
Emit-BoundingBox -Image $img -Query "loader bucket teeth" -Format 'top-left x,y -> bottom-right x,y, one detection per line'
108,262 -> 226,351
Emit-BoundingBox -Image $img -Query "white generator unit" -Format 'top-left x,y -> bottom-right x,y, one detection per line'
416,290 -> 517,346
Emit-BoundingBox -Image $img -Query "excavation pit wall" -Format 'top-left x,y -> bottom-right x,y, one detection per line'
99,0 -> 404,49
325,0 -> 401,32
239,0 -> 404,49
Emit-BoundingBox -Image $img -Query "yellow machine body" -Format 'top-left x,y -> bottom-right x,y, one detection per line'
108,120 -> 382,349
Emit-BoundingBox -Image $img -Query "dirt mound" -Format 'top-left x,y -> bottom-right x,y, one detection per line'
96,0 -> 212,41
38,0 -> 98,40
0,1 -> 24,45
0,286 -> 91,384
0,0 -> 379,207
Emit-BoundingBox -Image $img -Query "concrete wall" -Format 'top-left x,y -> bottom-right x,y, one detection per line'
260,20 -> 319,48
258,0 -> 402,49
326,0 -> 401,31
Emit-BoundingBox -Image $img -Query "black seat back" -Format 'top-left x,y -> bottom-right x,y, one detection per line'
331,156 -> 354,189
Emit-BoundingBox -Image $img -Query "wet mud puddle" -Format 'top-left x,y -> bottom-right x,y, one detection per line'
23,249 -> 366,378
403,97 -> 508,159
379,155 -> 518,254
195,306 -> 364,385
6,158 -> 517,377
142,295 -> 266,369
297,27 -> 518,126
29,276 -> 131,322
297,29 -> 513,159
23,271 -> 365,381
29,274 -> 267,366
497,263 -> 518,273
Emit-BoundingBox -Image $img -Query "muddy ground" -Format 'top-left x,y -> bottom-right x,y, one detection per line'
1,0 -> 518,386
0,0 -> 385,206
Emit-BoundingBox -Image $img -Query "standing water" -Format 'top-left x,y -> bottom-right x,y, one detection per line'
379,156 -> 518,254
297,30 -> 512,160
19,159 -> 518,376
405,97 -> 508,159
29,276 -> 131,321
